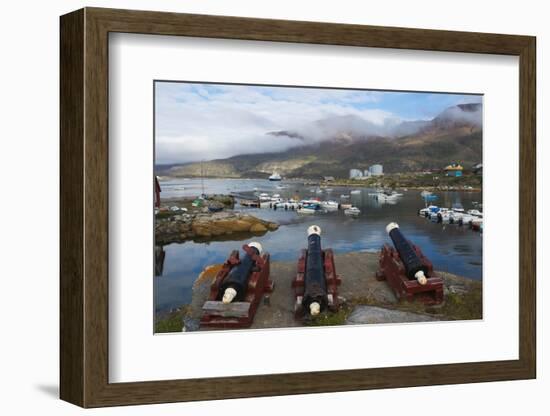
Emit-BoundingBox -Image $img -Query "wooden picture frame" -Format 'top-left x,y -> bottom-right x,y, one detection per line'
60,7 -> 536,408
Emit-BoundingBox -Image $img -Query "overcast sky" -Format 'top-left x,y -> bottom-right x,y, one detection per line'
155,82 -> 482,165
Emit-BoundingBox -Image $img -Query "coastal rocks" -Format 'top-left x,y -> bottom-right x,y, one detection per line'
250,223 -> 267,233
346,305 -> 439,325
156,211 -> 279,244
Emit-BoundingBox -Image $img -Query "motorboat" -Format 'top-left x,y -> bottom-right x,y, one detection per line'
457,214 -> 476,226
451,203 -> 465,213
350,189 -> 361,195
268,172 -> 282,181
320,200 -> 339,211
340,194 -> 350,199
344,206 -> 361,216
467,209 -> 483,217
419,205 -> 439,217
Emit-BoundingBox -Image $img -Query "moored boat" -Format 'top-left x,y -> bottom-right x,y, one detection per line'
320,200 -> 339,211
344,206 -> 361,216
268,172 -> 282,181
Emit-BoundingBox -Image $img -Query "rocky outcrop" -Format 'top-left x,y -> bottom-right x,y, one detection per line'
156,211 -> 278,245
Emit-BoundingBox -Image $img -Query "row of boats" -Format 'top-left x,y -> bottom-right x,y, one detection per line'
255,193 -> 361,216
419,204 -> 483,231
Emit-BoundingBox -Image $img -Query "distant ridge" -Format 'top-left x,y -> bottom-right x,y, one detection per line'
157,103 -> 482,179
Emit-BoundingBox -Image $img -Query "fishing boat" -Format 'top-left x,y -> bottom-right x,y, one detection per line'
344,206 -> 361,216
268,172 -> 282,181
350,190 -> 361,195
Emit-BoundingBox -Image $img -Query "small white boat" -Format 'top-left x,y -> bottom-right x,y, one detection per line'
315,188 -> 323,194
467,209 -> 483,217
344,206 -> 361,216
321,200 -> 339,211
376,193 -> 398,202
419,206 -> 438,217
268,172 -> 282,181
457,214 -> 476,226
420,190 -> 432,198
451,203 -> 465,213
340,194 -> 350,199
340,203 -> 352,210
430,208 -> 450,222
350,190 -> 361,195
297,207 -> 317,214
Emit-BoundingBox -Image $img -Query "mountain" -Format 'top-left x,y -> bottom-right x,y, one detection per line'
157,103 -> 482,178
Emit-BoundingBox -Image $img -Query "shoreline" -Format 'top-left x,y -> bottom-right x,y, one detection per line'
158,175 -> 482,193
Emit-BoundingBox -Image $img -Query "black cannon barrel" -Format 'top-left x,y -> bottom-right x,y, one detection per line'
219,243 -> 261,302
386,223 -> 428,281
303,226 -> 328,315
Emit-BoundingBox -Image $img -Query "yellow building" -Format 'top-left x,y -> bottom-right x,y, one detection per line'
444,163 -> 464,177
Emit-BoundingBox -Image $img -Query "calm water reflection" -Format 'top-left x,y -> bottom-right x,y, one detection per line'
155,179 -> 482,313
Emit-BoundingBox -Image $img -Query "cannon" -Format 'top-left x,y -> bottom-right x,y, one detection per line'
200,242 -> 274,328
292,225 -> 342,318
376,222 -> 444,304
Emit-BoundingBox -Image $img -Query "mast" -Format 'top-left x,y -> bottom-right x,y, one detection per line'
201,160 -> 205,196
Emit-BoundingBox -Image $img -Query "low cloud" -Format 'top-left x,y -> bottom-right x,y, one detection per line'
155,83 -> 482,164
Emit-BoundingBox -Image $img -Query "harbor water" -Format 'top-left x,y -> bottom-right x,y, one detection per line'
155,178 -> 482,314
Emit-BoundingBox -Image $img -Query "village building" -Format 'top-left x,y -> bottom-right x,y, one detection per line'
444,163 -> 464,177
